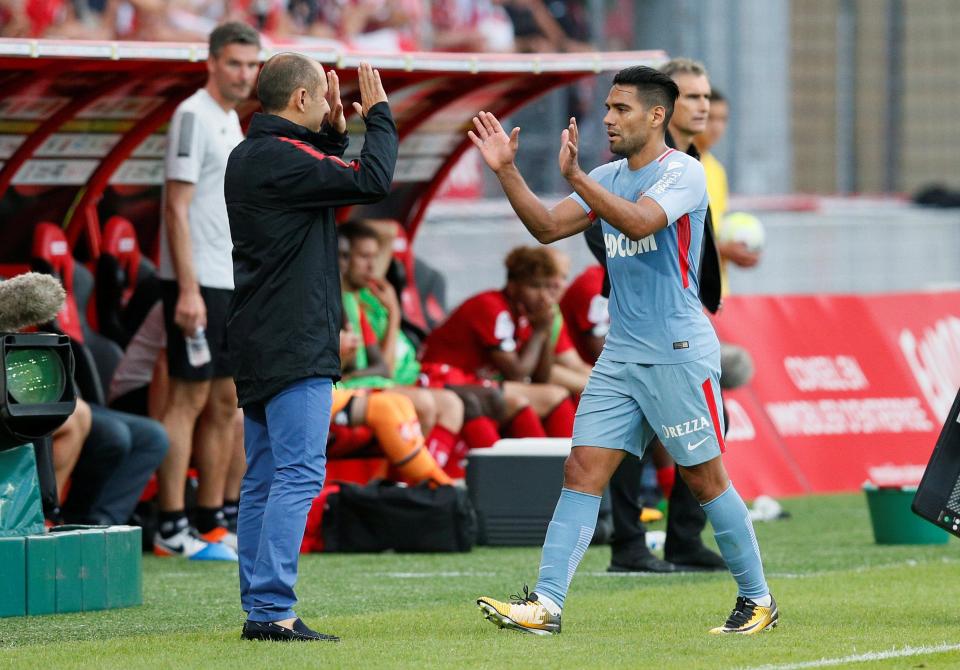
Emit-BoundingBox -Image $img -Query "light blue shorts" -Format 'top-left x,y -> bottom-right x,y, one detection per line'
572,350 -> 726,467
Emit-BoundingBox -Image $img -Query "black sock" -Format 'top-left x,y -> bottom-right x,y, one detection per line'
222,499 -> 239,532
222,499 -> 239,520
195,506 -> 225,534
159,511 -> 189,539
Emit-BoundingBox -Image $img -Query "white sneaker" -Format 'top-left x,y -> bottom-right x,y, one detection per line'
199,526 -> 238,553
154,527 -> 238,561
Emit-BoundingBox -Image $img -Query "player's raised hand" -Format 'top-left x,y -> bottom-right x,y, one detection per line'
468,110 -> 520,174
559,116 -> 582,180
325,69 -> 346,134
352,62 -> 389,119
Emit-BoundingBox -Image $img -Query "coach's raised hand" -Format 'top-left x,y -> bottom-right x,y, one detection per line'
325,69 -> 346,134
352,62 -> 389,119
468,110 -> 521,174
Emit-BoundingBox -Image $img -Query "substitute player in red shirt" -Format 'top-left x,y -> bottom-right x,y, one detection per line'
420,246 -> 576,438
559,264 -> 608,365
544,248 -> 593,395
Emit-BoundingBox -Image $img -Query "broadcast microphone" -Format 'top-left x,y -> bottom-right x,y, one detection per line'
719,344 -> 755,390
0,272 -> 67,332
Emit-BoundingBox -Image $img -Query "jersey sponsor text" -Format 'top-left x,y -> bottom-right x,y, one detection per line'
604,232 -> 658,258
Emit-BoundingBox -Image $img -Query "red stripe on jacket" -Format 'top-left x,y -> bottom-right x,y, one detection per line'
277,137 -> 359,171
677,213 -> 691,288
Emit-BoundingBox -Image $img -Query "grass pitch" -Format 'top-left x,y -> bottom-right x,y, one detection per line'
1,493 -> 959,669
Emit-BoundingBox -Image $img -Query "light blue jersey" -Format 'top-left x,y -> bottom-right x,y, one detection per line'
569,147 -> 719,364
533,152 -> 770,621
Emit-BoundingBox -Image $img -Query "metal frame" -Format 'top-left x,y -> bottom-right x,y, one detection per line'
0,39 -> 666,257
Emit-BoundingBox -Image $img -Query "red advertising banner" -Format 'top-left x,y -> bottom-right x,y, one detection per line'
711,292 -> 960,498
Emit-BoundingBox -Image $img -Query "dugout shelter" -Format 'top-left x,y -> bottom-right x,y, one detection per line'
0,39 -> 664,276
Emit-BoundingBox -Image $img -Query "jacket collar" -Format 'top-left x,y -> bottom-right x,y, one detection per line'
247,112 -> 329,147
665,129 -> 701,160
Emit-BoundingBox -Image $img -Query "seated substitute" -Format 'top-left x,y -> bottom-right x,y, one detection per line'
419,246 -> 577,439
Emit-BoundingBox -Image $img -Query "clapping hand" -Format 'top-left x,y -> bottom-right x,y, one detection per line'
559,116 -> 582,180
468,110 -> 520,174
325,69 -> 346,134
352,62 -> 388,119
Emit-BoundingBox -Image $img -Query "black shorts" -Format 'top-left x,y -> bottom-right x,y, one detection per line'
109,386 -> 149,417
161,280 -> 233,381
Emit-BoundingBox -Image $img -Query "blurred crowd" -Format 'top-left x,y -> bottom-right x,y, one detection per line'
0,0 -> 596,52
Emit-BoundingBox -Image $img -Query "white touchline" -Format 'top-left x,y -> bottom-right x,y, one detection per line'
378,571 -> 497,578
743,642 -> 960,670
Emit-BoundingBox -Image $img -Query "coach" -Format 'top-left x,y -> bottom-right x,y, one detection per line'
225,55 -> 398,642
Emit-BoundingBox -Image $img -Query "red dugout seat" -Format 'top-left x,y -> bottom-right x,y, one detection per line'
101,216 -> 143,306
31,222 -> 83,342
32,222 -> 124,405
96,216 -> 160,348
390,224 -> 448,339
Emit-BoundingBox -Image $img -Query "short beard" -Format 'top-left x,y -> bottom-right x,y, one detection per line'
611,136 -> 644,158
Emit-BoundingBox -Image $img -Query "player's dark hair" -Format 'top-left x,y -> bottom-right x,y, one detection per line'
257,52 -> 321,114
339,220 -> 380,246
505,246 -> 560,284
709,88 -> 726,103
612,66 -> 679,125
209,21 -> 261,58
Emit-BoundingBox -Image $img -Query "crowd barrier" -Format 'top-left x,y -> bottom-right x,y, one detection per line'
713,291 -> 960,498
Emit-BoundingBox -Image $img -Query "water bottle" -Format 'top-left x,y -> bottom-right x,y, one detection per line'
645,530 -> 666,553
186,327 -> 211,367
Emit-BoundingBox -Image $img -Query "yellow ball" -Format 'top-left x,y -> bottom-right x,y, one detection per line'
719,211 -> 765,252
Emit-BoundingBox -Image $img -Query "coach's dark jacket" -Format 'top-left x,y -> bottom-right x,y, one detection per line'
225,103 -> 398,407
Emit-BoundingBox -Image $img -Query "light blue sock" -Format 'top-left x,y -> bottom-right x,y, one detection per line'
533,488 -> 601,610
702,484 -> 769,600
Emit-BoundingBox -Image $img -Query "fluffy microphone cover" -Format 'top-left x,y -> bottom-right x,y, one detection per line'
0,272 -> 67,332
719,343 -> 755,390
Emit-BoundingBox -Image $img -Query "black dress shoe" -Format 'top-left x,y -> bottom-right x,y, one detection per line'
607,553 -> 677,573
666,545 -> 727,572
241,618 -> 340,642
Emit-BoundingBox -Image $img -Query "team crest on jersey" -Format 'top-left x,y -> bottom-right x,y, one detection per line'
605,232 -> 658,258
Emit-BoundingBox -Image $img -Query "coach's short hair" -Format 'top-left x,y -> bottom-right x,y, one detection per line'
209,21 -> 261,58
612,66 -> 680,124
257,53 -> 322,114
660,57 -> 708,80
505,246 -> 560,284
709,87 -> 726,104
